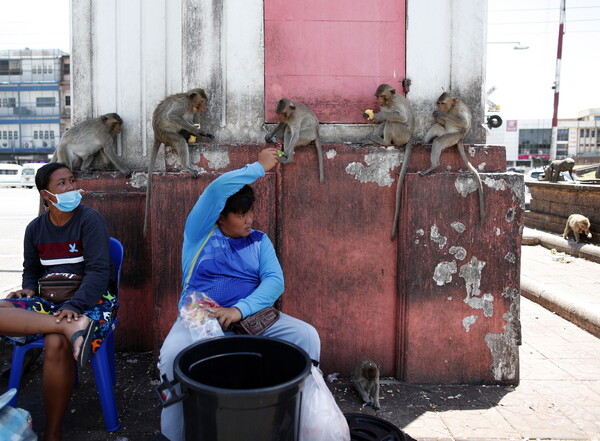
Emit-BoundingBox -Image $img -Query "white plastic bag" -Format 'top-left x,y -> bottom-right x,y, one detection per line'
179,291 -> 224,341
300,365 -> 350,441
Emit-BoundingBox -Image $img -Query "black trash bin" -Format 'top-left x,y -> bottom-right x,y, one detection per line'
344,413 -> 418,441
160,335 -> 311,441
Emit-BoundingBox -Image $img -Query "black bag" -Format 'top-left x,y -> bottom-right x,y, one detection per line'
38,273 -> 83,303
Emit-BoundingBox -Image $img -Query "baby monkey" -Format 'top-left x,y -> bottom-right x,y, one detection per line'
351,359 -> 381,410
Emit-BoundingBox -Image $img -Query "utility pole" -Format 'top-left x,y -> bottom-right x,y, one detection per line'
550,0 -> 566,160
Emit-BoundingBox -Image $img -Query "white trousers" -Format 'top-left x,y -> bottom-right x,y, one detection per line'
158,313 -> 321,441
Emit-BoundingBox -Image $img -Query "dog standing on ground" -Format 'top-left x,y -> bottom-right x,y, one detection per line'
563,214 -> 593,243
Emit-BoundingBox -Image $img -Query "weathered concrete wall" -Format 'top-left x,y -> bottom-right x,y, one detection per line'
524,182 -> 600,244
77,143 -> 521,384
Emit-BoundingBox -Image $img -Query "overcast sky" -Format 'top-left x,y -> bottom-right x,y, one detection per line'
0,0 -> 598,121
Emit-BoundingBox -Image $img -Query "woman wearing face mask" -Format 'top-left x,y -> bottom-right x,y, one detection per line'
0,162 -> 118,441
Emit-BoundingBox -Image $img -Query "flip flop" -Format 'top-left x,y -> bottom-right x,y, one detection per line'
70,319 -> 97,369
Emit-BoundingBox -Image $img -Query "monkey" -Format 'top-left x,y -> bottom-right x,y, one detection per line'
541,158 -> 575,182
51,113 -> 131,176
351,359 -> 381,410
365,84 -> 414,147
563,214 -> 592,243
364,84 -> 416,240
144,88 -> 214,236
265,98 -> 324,183
419,92 -> 485,222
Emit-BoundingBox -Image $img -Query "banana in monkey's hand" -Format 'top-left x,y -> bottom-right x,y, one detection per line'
363,109 -> 374,120
187,124 -> 202,143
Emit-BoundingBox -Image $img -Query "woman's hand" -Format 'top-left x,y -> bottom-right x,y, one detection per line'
258,147 -> 280,172
6,289 -> 35,299
53,307 -> 81,323
209,307 -> 242,330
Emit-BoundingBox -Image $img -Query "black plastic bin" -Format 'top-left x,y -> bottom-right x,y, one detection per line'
344,413 -> 418,441
161,335 -> 311,441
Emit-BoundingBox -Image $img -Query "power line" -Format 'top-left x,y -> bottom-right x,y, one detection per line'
490,6 -> 600,12
491,18 -> 600,25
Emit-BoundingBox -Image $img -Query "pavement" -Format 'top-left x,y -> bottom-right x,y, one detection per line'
1,186 -> 599,440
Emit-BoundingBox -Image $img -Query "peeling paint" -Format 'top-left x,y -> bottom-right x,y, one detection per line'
502,287 -> 520,301
462,315 -> 477,332
504,252 -> 516,263
430,225 -> 447,249
505,207 -> 515,223
459,255 -> 487,306
129,172 -> 148,189
415,240 -> 419,244
449,246 -> 467,261
203,150 -> 230,169
483,176 -> 507,191
326,149 -> 337,159
485,301 -> 520,380
416,229 -> 425,236
345,147 -> 401,187
447,296 -> 453,301
451,222 -> 465,233
465,293 -> 494,317
495,228 -> 501,236
433,261 -> 457,286
468,146 -> 477,157
454,175 -> 479,197
478,162 -> 486,171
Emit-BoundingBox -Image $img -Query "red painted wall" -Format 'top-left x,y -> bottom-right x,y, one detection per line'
79,143 -> 521,384
264,0 -> 407,123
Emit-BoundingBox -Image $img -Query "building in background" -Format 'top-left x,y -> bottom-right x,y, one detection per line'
0,48 -> 71,164
487,108 -> 600,169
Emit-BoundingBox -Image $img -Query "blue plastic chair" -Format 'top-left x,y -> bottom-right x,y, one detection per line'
6,237 -> 124,432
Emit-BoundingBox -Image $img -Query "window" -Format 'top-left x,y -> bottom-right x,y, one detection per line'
65,96 -> 71,106
580,129 -> 585,137
0,59 -> 22,75
585,129 -> 590,137
8,131 -> 12,140
44,131 -> 49,139
557,129 -> 568,141
1,98 -> 16,107
14,131 -> 18,140
63,63 -> 70,75
36,97 -> 55,107
43,65 -> 48,74
34,131 -> 38,140
2,131 -> 6,139
48,66 -> 53,73
49,131 -> 54,139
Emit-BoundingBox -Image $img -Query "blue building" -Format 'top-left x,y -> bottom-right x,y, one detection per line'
0,48 -> 70,163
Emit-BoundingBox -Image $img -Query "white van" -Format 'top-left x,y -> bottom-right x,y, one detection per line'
0,163 -> 24,188
20,162 -> 47,188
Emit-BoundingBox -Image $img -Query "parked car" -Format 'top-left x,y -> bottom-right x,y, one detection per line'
0,163 -> 23,188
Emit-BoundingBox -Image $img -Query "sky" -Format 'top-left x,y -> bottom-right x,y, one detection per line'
0,0 -> 598,121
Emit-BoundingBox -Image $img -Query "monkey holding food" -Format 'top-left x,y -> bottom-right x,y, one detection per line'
144,88 -> 215,236
265,98 -> 324,183
563,214 -> 593,243
364,84 -> 415,240
52,113 -> 131,177
351,359 -> 381,410
419,92 -> 485,222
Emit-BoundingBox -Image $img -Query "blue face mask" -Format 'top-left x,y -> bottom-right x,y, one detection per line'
46,189 -> 83,212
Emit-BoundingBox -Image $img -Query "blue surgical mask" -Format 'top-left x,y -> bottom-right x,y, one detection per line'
46,189 -> 83,212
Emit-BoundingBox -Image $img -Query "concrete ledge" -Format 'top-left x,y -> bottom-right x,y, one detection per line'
520,275 -> 600,339
523,227 -> 600,264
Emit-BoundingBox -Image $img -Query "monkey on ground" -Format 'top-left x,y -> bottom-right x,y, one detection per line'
52,113 -> 131,176
419,92 -> 485,222
265,98 -> 324,183
144,88 -> 214,236
364,84 -> 416,240
563,214 -> 593,243
351,359 -> 381,410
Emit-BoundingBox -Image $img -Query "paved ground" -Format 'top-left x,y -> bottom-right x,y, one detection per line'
1,187 -> 599,441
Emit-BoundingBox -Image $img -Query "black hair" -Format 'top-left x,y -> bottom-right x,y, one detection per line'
35,162 -> 71,192
221,185 -> 255,217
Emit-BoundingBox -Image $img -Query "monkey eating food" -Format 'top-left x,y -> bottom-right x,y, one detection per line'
144,88 -> 214,236
52,113 -> 131,176
351,359 -> 381,410
265,98 -> 324,183
365,84 -> 415,240
419,92 -> 485,222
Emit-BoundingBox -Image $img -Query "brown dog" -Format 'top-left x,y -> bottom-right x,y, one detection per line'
563,214 -> 593,243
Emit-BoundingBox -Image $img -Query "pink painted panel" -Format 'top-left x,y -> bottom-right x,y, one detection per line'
265,0 -> 406,123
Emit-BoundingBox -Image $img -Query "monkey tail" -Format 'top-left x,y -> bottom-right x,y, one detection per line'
456,141 -> 485,222
314,126 -> 325,183
143,140 -> 161,237
391,140 -> 413,240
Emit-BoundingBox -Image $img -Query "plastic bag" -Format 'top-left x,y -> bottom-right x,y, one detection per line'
300,365 -> 350,441
179,291 -> 224,341
0,389 -> 37,441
